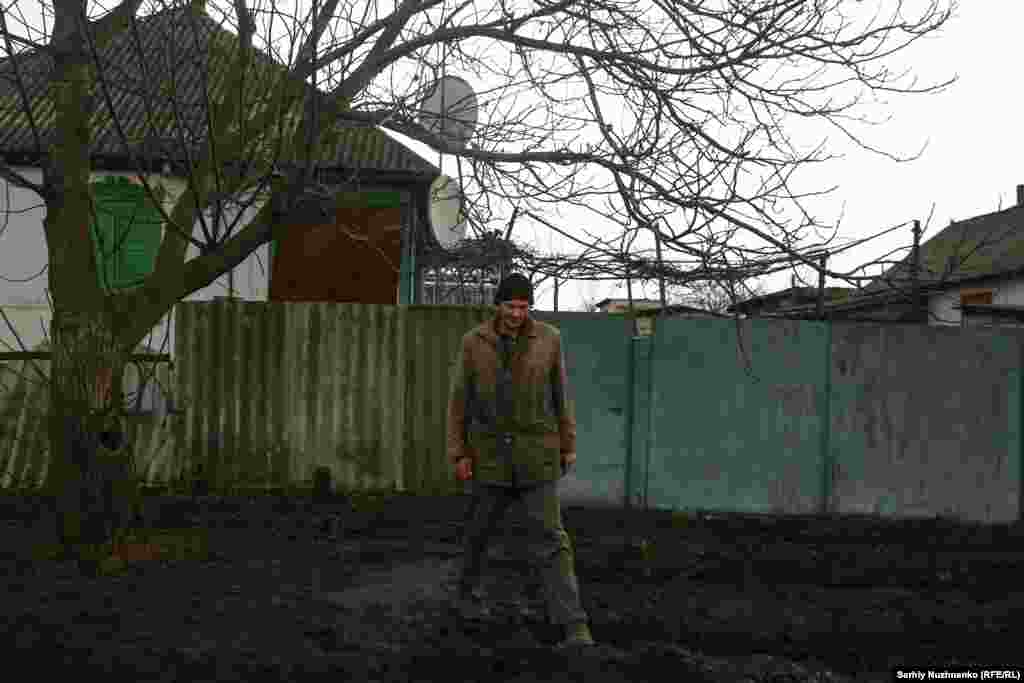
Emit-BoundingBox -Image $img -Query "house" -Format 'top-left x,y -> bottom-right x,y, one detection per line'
727,184 -> 1024,328
725,286 -> 855,318
594,297 -> 724,336
0,4 -> 446,401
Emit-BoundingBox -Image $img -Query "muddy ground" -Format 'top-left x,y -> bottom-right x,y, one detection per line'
1,492 -> 1022,682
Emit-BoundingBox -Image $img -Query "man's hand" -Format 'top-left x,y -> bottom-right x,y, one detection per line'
560,452 -> 576,469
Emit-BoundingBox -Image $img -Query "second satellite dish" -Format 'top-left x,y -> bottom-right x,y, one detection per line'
418,75 -> 479,149
429,175 -> 467,248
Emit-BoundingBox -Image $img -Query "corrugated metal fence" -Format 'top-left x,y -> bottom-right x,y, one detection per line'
170,301 -> 499,494
0,349 -> 176,490
4,303 -> 1023,524
0,301 -> 497,495
170,301 -> 495,495
403,304 -> 497,494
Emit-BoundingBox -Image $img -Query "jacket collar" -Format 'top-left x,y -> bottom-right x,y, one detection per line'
477,312 -> 537,345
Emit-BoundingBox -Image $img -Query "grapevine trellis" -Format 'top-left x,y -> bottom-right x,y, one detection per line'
415,225 -> 838,310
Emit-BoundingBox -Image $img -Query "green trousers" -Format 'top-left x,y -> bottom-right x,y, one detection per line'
459,480 -> 589,626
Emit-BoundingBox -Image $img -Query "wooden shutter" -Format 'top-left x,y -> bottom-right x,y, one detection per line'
960,290 -> 993,306
90,176 -> 162,292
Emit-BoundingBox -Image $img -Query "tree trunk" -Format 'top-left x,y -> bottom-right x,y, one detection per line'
47,307 -> 132,569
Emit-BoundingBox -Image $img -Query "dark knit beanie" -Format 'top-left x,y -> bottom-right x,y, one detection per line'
494,273 -> 534,305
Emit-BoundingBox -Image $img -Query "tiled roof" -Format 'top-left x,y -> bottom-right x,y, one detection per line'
864,205 -> 1024,292
0,6 -> 438,178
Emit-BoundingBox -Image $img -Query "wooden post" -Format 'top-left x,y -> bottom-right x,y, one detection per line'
911,220 -> 923,322
816,252 -> 828,320
625,265 -> 634,312
653,224 -> 667,310
553,275 -> 560,312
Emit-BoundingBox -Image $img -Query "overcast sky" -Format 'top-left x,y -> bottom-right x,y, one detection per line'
397,2 -> 1023,312
1,1 -> 1015,315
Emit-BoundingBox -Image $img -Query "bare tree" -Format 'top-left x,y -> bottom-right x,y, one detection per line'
0,0 -> 957,563
668,279 -> 765,315
577,279 -> 607,313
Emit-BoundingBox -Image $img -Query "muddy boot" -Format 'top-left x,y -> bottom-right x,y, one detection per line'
555,621 -> 595,649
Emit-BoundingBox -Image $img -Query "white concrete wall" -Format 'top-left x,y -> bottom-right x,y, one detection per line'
0,166 -> 272,357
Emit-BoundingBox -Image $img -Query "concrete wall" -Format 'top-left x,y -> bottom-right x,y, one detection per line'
829,323 -> 1021,523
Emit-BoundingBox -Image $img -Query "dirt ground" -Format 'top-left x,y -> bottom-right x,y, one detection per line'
1,492 -> 1022,682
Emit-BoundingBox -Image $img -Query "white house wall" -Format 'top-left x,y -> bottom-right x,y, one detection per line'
992,276 -> 1024,306
0,304 -> 51,354
0,166 -> 272,356
0,167 -> 48,308
925,275 -> 1024,327
147,175 -> 270,357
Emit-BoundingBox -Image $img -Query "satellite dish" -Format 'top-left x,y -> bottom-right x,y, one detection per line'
428,175 -> 467,248
418,75 -> 479,149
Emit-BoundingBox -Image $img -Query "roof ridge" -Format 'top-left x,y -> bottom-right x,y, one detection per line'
945,202 -> 1024,228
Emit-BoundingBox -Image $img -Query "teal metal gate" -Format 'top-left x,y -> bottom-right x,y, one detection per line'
638,316 -> 831,515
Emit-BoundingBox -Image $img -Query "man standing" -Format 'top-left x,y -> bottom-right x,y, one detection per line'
447,273 -> 595,649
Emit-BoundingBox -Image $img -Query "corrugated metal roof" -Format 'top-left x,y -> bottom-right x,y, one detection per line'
0,6 -> 438,178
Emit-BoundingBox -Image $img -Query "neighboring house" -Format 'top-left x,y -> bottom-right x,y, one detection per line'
594,297 -> 724,336
595,298 -> 665,314
728,183 -> 1024,328
726,286 -> 855,318
0,5 -> 446,411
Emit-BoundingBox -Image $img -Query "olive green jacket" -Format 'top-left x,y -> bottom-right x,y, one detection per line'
447,313 -> 577,486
